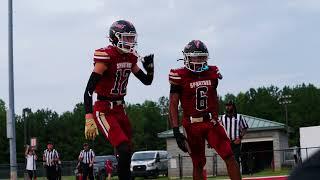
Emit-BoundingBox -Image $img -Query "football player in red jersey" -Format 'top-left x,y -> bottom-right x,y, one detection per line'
169,40 -> 241,180
83,20 -> 154,180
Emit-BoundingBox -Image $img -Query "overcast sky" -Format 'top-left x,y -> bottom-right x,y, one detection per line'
1,0 -> 319,114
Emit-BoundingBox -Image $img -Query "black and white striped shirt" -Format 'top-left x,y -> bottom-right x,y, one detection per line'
220,114 -> 249,141
43,149 -> 59,166
79,149 -> 95,164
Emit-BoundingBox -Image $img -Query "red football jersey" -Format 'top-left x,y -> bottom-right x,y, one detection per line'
93,45 -> 138,98
169,66 -> 220,118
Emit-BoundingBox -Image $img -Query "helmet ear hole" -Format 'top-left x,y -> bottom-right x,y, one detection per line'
109,37 -> 115,44
109,30 -> 118,45
115,32 -> 121,39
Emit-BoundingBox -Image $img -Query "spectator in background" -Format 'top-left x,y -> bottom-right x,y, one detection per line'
220,100 -> 249,166
105,159 -> 113,180
56,160 -> 62,180
78,143 -> 95,180
75,160 -> 83,180
247,149 -> 255,175
293,147 -> 302,166
25,145 -> 37,180
43,141 -> 60,180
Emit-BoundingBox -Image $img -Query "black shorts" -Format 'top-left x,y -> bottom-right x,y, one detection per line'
27,170 -> 37,178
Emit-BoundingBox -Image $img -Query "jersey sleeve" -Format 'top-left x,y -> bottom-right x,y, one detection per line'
55,150 -> 60,159
79,150 -> 83,158
210,66 -> 223,79
130,53 -> 138,66
93,48 -> 112,63
91,149 -> 95,158
169,69 -> 183,85
239,115 -> 249,129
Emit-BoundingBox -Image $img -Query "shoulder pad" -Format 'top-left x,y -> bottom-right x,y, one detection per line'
93,46 -> 115,62
209,66 -> 223,79
208,65 -> 219,72
169,68 -> 186,85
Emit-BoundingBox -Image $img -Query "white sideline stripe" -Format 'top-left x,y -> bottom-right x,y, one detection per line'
94,56 -> 110,59
243,175 -> 288,179
96,111 -> 109,137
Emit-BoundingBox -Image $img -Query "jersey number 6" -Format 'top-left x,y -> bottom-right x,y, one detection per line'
196,86 -> 208,111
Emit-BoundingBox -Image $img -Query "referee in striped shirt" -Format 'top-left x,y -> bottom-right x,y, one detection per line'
78,143 -> 95,180
220,101 -> 249,166
43,141 -> 60,180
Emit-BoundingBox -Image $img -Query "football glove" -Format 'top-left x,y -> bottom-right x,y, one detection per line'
142,54 -> 154,73
173,127 -> 189,153
85,118 -> 99,140
210,112 -> 219,125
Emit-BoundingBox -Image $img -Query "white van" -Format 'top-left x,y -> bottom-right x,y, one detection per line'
130,150 -> 169,178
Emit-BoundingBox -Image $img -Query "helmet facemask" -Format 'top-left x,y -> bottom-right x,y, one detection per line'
184,52 -> 209,73
114,31 -> 137,53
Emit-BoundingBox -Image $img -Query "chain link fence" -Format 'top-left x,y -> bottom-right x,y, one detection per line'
1,147 -> 319,179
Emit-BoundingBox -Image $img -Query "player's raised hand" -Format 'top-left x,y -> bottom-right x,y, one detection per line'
142,54 -> 154,73
85,114 -> 99,140
173,127 -> 189,153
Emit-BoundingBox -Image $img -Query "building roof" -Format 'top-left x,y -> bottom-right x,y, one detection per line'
157,114 -> 287,138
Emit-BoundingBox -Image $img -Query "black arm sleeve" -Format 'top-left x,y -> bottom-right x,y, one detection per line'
133,69 -> 153,85
213,79 -> 219,89
84,72 -> 102,114
170,84 -> 182,94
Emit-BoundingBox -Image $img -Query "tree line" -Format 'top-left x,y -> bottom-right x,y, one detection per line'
0,83 -> 319,163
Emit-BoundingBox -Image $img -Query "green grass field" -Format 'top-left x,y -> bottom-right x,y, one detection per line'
9,169 -> 290,180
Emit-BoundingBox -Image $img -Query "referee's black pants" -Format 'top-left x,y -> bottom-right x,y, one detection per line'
231,142 -> 242,166
82,163 -> 94,180
46,165 -> 57,180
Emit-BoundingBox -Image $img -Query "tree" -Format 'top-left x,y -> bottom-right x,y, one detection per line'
0,83 -> 319,162
0,99 -> 9,163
